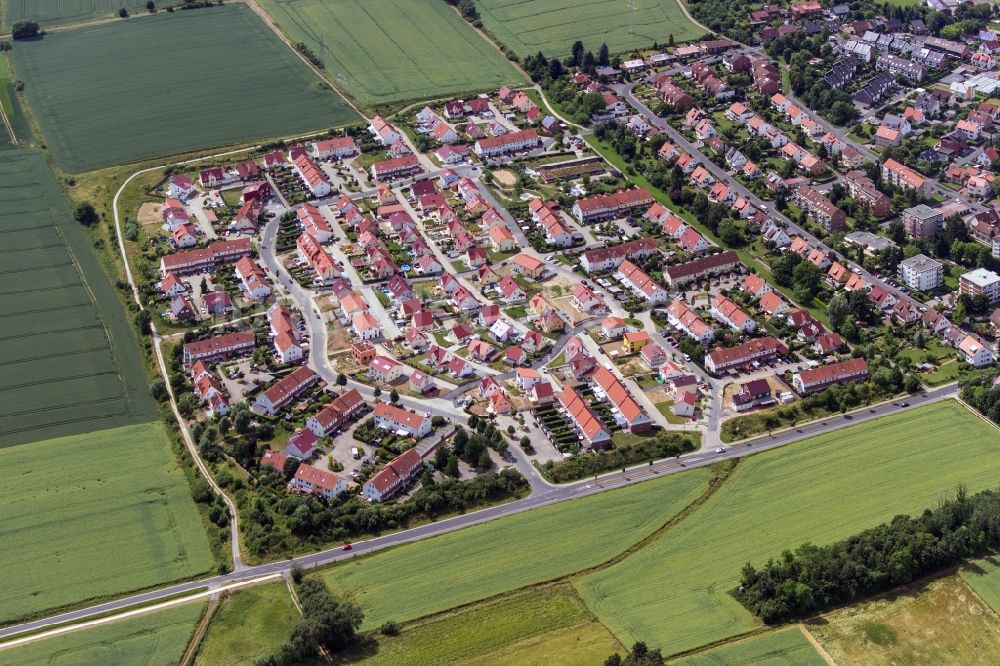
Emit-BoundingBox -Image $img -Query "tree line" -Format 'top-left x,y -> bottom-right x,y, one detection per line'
540,431 -> 697,483
734,485 -> 1000,624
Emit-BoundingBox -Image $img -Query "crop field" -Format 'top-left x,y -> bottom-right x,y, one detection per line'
674,628 -> 825,666
194,582 -> 299,666
351,585 -> 618,666
576,400 -> 1000,655
0,423 -> 214,624
0,602 -> 205,664
10,4 -> 358,172
257,0 -> 525,107
960,556 -> 1000,612
0,149 -> 153,447
320,467 -> 711,628
2,0 -> 151,28
811,575 -> 1000,665
476,0 -> 704,59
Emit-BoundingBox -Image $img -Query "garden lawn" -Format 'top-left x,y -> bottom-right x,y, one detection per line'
476,0 -> 703,58
349,584 -> 614,666
256,0 -> 525,107
960,556 -> 1000,613
11,4 -> 357,172
318,467 -> 711,628
576,400 -> 1000,655
0,603 -> 204,664
0,423 -> 214,624
0,149 -> 154,447
194,582 -> 299,666
674,628 -> 825,666
3,0 -> 150,28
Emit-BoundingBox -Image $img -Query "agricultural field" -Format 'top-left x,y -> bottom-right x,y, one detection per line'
0,602 -> 204,664
319,467 -> 711,628
0,149 -> 153,447
194,582 -> 299,666
476,0 -> 704,59
576,400 -> 1000,655
2,0 -> 150,28
0,423 -> 213,624
960,556 -> 1000,612
810,575 -> 1000,665
350,585 -> 620,666
10,4 -> 357,172
257,0 -> 526,107
674,628 -> 825,666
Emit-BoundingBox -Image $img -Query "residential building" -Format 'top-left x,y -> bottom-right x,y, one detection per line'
664,251 -> 741,287
474,128 -> 540,157
667,300 -> 715,345
255,367 -> 319,415
843,171 -> 891,217
882,159 -> 929,194
572,188 -> 654,223
182,331 -> 255,365
579,237 -> 657,273
960,268 -> 1000,302
792,186 -> 845,231
732,378 -> 775,412
704,336 -> 788,374
559,386 -> 612,449
792,357 -> 869,393
306,389 -> 366,437
898,254 -> 943,291
958,334 -> 995,367
617,260 -> 669,304
288,464 -> 347,500
710,294 -> 756,333
373,403 -> 432,438
592,366 -> 651,432
362,448 -> 423,502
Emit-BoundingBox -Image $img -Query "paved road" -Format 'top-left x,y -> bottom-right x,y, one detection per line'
0,384 -> 957,641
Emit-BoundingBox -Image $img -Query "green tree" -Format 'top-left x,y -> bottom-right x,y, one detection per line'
336,372 -> 347,386
792,260 -> 821,303
373,387 -> 382,399
11,21 -> 40,40
445,454 -> 460,477
74,202 -> 98,226
598,42 -> 610,66
389,389 -> 399,404
827,293 -> 850,331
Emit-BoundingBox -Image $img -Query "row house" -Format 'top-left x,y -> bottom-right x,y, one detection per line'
306,389 -> 366,437
363,448 -> 423,502
159,238 -> 252,276
579,236 -> 657,273
664,251 -> 742,287
704,336 -> 788,375
876,53 -> 926,82
710,294 -> 756,333
792,357 -> 869,394
293,154 -> 331,198
254,366 -> 319,415
234,256 -> 272,300
297,233 -> 339,282
591,366 -> 651,433
572,188 -> 653,223
473,128 -> 540,157
667,300 -> 715,345
617,260 -> 669,304
559,386 -> 612,449
371,155 -> 422,181
373,403 -> 432,438
289,464 -> 347,500
182,331 -> 255,366
297,204 -> 333,243
313,136 -> 357,160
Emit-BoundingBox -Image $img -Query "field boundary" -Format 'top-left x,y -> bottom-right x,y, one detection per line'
178,592 -> 220,666
798,625 -> 836,666
345,461 -> 738,634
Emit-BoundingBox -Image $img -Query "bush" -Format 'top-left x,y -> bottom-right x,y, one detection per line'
540,432 -> 697,483
379,620 -> 400,636
11,20 -> 39,40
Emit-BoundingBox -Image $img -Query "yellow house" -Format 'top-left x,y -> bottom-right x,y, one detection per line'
510,253 -> 545,279
622,330 -> 651,354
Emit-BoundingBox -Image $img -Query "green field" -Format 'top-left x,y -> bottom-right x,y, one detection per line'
193,582 -> 299,666
0,423 -> 213,624
476,0 -> 704,58
576,400 -> 1000,654
0,603 -> 204,664
0,149 -> 154,446
674,629 -> 825,665
3,0 -> 150,28
961,556 -> 1000,613
320,467 -> 711,629
351,585 -> 618,666
10,4 -> 357,172
0,53 -> 12,116
257,0 -> 526,107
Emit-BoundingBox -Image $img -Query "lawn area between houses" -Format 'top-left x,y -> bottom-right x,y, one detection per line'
11,4 -> 357,172
673,627 -> 825,666
317,467 -> 711,629
257,0 -> 526,108
0,422 -> 214,625
3,0 -> 150,28
475,0 -> 703,58
575,400 -> 1000,655
0,602 -> 205,664
193,582 -> 299,666
0,148 -> 155,447
346,584 -> 620,666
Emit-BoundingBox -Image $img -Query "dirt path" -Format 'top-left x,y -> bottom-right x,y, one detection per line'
798,624 -> 836,666
178,593 -> 221,666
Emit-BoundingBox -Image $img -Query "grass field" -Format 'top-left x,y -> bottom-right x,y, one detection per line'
463,621 -> 621,666
0,423 -> 213,624
319,467 -> 711,629
3,0 -> 150,28
0,53 -> 12,116
811,575 -> 1000,665
476,0 -> 704,58
961,556 -> 1000,613
0,602 -> 204,664
674,628 -> 825,666
257,0 -> 525,107
0,149 -> 154,447
348,584 -> 619,665
576,400 -> 1000,655
194,582 -> 298,666
10,4 -> 357,172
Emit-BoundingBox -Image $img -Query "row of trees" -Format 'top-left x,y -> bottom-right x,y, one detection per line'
735,485 -> 1000,623
539,431 -> 697,483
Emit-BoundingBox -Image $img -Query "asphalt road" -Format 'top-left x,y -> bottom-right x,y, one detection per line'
0,383 -> 957,641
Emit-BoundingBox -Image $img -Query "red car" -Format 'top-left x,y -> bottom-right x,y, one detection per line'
342,543 -> 353,551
